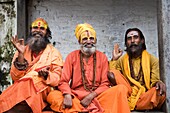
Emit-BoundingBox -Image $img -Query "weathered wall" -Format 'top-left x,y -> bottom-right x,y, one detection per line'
27,0 -> 158,60
0,0 -> 16,46
0,0 -> 17,91
158,0 -> 170,112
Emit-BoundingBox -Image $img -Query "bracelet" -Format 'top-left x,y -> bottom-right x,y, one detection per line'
14,58 -> 28,71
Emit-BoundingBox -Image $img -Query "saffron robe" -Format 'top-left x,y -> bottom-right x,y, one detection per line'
109,50 -> 166,110
0,44 -> 63,113
47,50 -> 130,113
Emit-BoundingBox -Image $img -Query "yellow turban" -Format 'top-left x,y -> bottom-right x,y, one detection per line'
75,23 -> 96,40
31,18 -> 48,29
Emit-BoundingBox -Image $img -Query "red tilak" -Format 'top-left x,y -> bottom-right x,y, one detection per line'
86,30 -> 90,37
38,22 -> 41,27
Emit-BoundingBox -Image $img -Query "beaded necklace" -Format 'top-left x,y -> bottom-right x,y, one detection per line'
80,52 -> 96,91
129,57 -> 143,81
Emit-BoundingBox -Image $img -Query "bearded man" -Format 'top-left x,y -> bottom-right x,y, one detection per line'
47,23 -> 130,113
109,28 -> 166,111
0,18 -> 63,113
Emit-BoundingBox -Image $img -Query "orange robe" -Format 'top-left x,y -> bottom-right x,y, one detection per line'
0,44 -> 63,113
109,50 -> 166,110
47,50 -> 130,113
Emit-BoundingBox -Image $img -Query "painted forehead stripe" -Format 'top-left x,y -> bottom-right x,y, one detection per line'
38,22 -> 41,27
31,19 -> 48,29
86,30 -> 90,37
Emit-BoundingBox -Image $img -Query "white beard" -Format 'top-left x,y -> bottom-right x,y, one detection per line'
80,44 -> 96,56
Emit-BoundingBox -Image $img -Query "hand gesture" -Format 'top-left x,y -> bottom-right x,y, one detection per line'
80,92 -> 97,108
63,94 -> 72,109
156,81 -> 166,96
38,67 -> 50,80
11,35 -> 25,54
112,43 -> 123,60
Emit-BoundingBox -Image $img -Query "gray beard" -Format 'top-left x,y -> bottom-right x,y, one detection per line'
80,44 -> 96,56
27,35 -> 48,54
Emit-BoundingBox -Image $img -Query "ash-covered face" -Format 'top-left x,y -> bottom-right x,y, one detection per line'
79,31 -> 96,56
126,30 -> 144,58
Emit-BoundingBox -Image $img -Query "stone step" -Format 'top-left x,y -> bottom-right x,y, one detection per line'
131,111 -> 165,113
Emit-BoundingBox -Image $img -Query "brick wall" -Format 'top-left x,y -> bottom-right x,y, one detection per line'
27,0 -> 158,60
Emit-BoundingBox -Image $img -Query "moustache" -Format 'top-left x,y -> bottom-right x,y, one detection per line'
32,31 -> 44,37
129,43 -> 138,48
83,43 -> 96,48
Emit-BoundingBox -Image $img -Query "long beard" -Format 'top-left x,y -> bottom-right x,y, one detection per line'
27,35 -> 49,54
80,43 -> 96,56
126,42 -> 144,58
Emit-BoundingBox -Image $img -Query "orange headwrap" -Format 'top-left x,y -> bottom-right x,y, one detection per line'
31,18 -> 48,29
74,23 -> 96,41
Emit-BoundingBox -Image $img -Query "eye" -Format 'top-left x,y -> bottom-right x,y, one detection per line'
40,27 -> 45,30
133,35 -> 139,39
90,37 -> 95,40
127,36 -> 132,40
33,26 -> 38,29
82,37 -> 88,41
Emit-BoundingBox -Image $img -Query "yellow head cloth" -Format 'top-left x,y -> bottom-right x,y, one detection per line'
75,23 -> 96,41
31,18 -> 48,29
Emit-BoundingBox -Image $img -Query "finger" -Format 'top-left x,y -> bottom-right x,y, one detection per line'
156,83 -> 159,90
161,84 -> 166,95
19,39 -> 24,45
114,43 -> 119,48
11,36 -> 18,48
14,35 -> 18,42
114,44 -> 119,53
38,71 -> 43,76
46,67 -> 50,70
159,85 -> 163,95
11,36 -> 15,44
62,104 -> 65,109
11,36 -> 15,41
119,49 -> 123,53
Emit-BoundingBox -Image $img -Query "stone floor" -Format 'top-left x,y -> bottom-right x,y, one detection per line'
132,111 -> 164,113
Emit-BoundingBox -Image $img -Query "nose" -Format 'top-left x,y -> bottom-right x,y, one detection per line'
131,37 -> 135,43
86,38 -> 92,43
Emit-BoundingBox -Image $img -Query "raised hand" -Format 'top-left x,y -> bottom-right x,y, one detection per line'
156,81 -> 166,96
112,43 -> 123,60
11,35 -> 25,54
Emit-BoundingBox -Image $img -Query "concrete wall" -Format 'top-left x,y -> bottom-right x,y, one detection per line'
27,0 -> 158,60
0,0 -> 16,46
158,0 -> 170,112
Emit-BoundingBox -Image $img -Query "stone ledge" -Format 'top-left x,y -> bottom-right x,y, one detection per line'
131,111 -> 165,113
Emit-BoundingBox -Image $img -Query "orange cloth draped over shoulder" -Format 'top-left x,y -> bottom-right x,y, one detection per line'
0,44 -> 63,113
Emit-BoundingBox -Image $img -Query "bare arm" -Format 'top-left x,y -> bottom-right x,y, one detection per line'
11,35 -> 25,63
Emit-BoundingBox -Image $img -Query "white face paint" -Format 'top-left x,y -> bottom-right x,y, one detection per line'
127,31 -> 139,38
79,30 -> 96,56
126,30 -> 141,52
